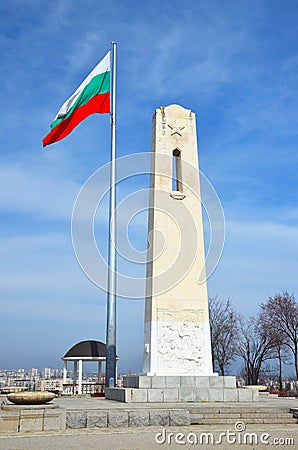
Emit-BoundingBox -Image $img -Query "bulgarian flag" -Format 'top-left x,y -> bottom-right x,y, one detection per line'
42,51 -> 111,147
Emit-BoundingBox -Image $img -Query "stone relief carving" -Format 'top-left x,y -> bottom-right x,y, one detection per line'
157,321 -> 203,372
157,308 -> 204,322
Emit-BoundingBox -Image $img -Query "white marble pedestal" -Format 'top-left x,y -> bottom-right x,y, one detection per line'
105,375 -> 259,403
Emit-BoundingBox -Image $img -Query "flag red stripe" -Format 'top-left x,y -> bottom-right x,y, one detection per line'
42,92 -> 110,147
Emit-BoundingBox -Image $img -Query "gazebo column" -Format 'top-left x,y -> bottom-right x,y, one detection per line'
63,361 -> 67,384
98,361 -> 102,391
78,359 -> 83,394
73,361 -> 78,394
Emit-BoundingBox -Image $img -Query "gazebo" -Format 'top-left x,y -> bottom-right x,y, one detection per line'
62,340 -> 118,395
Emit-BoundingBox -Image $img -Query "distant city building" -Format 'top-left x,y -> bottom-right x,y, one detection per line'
42,368 -> 52,379
29,368 -> 39,377
0,366 -> 105,394
36,379 -> 63,392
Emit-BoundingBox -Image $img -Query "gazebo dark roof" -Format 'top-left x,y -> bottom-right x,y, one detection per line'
63,340 -> 106,358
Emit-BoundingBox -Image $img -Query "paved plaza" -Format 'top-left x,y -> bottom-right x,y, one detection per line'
52,395 -> 298,411
1,396 -> 297,449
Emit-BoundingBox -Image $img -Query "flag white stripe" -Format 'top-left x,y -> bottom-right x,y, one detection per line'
54,51 -> 111,120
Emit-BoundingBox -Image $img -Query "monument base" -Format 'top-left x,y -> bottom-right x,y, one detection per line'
105,375 -> 259,403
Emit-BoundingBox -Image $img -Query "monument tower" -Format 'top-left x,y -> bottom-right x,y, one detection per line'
106,104 -> 256,403
143,104 -> 214,376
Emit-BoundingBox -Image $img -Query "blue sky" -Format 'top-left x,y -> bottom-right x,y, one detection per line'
0,0 -> 298,373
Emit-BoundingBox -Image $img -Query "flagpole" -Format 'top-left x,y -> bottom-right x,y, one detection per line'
106,41 -> 117,388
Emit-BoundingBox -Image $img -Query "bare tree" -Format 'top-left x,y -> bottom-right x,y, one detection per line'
259,312 -> 288,391
260,292 -> 298,381
237,315 -> 276,385
209,297 -> 239,376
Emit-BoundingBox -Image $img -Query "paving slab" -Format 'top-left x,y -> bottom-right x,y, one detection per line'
0,424 -> 298,450
51,395 -> 298,412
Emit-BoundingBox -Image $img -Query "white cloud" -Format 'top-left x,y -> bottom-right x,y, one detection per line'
208,218 -> 298,315
0,163 -> 80,220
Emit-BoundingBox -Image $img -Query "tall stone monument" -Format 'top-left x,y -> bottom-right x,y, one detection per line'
105,104 -> 258,403
143,104 -> 214,376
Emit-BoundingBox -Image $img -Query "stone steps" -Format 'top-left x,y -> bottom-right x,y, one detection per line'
189,407 -> 289,414
188,407 -> 298,425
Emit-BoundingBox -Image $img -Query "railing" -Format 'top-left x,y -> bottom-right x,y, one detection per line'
62,382 -> 105,396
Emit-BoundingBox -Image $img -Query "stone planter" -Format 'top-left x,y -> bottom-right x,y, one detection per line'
7,391 -> 55,405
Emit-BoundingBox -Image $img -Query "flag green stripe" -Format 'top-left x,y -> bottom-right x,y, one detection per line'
50,71 -> 110,129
